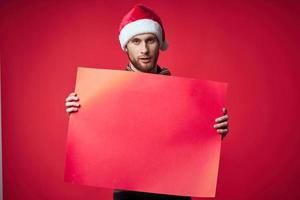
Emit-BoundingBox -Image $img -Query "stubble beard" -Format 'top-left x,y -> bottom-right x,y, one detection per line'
128,54 -> 159,73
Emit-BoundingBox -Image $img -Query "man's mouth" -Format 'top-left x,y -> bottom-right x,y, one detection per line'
139,57 -> 151,63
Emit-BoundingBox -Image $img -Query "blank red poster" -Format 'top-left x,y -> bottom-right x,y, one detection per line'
65,67 -> 227,197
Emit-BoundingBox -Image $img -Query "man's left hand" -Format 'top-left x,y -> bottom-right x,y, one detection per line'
213,107 -> 229,139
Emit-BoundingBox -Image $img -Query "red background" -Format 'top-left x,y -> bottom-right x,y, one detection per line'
1,0 -> 300,199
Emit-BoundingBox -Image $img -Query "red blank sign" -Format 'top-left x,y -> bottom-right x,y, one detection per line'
65,67 -> 227,197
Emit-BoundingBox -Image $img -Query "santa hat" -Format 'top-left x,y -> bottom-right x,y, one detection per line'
118,4 -> 168,51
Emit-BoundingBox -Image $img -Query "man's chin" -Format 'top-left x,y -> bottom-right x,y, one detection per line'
137,64 -> 155,72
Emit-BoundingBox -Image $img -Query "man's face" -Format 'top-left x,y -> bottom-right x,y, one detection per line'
126,33 -> 160,72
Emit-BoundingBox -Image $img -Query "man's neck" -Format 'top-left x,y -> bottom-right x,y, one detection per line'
128,62 -> 158,74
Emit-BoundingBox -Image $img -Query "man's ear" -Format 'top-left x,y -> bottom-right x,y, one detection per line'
124,45 -> 128,52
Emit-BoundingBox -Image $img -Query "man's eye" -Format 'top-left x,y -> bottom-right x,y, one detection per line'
132,40 -> 140,44
148,38 -> 154,43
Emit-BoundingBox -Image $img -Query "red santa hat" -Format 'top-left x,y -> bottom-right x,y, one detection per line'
118,4 -> 168,51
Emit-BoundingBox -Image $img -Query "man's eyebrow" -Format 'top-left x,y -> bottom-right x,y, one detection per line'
146,36 -> 156,40
147,35 -> 156,39
131,38 -> 140,42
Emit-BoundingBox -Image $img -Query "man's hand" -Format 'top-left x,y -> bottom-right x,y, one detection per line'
213,107 -> 229,139
65,92 -> 80,114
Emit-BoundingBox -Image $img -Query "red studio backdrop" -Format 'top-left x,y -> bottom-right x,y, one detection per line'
1,1 -> 300,200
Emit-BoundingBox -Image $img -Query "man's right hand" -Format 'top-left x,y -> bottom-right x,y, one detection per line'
65,92 -> 80,114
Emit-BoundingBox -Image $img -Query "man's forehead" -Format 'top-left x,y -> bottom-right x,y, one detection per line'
130,33 -> 157,40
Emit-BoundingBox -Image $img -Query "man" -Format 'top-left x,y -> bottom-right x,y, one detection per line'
65,4 -> 229,200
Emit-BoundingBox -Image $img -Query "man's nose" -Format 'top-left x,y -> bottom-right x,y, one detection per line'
140,41 -> 149,54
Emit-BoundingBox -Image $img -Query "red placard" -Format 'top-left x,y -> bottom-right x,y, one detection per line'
65,67 -> 227,197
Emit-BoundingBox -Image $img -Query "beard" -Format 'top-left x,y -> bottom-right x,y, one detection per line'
127,52 -> 159,72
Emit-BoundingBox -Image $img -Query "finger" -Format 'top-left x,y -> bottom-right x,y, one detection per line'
70,92 -> 77,96
66,107 -> 78,113
215,115 -> 229,123
217,128 -> 228,134
65,101 -> 80,107
223,107 -> 227,115
65,95 -> 79,102
218,129 -> 228,140
214,121 -> 228,129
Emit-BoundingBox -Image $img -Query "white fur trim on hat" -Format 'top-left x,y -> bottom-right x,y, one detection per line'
119,19 -> 166,51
